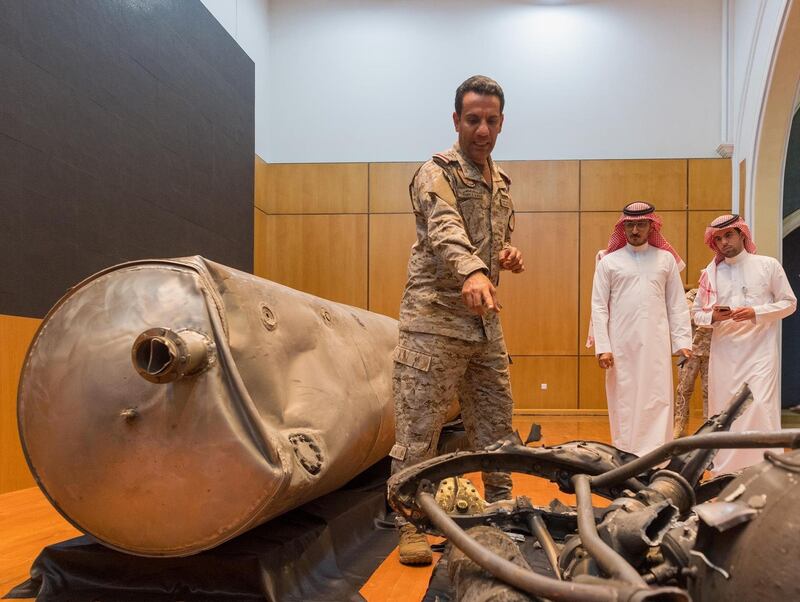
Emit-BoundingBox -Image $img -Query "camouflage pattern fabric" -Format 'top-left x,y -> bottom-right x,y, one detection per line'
674,288 -> 711,437
390,330 -> 514,508
674,354 -> 710,438
398,144 -> 514,343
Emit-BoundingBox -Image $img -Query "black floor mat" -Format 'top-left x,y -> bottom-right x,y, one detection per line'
5,458 -> 397,602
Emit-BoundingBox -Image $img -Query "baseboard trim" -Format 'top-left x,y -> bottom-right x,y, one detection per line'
513,409 -> 608,416
512,409 -> 708,417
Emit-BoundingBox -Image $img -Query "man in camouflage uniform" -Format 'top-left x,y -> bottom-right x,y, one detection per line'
391,75 -> 525,565
673,287 -> 711,437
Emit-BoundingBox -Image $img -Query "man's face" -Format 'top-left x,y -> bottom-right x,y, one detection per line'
453,92 -> 504,168
623,219 -> 651,246
713,227 -> 745,257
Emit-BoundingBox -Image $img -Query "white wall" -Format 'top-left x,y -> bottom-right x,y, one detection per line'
729,0 -> 789,217
266,0 -> 723,163
200,0 -> 271,160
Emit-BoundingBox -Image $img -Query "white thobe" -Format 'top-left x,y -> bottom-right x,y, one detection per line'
591,243 -> 692,457
693,252 -> 797,474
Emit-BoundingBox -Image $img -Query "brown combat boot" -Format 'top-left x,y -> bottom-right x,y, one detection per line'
398,523 -> 433,565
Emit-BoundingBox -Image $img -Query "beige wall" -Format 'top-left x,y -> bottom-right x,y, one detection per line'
254,156 -> 732,413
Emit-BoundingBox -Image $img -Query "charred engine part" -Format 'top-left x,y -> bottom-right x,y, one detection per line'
561,470 -> 689,582
571,474 -> 647,585
388,384 -> 800,602
418,490 -> 689,602
18,256 -> 406,557
526,512 -> 561,580
448,525 -> 536,602
589,428 -> 800,491
663,383 -> 752,482
388,435 -> 644,533
689,449 -> 800,601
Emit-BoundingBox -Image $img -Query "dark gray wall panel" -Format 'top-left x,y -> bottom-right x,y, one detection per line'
785,108 -> 799,218
783,109 -> 800,407
0,0 -> 254,318
782,229 -> 800,407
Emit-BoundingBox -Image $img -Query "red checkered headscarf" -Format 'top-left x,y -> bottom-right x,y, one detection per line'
704,214 -> 756,264
586,202 -> 684,348
605,202 -> 685,269
697,215 -> 757,311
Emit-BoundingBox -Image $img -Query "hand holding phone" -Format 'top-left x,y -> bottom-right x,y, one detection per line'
712,305 -> 732,323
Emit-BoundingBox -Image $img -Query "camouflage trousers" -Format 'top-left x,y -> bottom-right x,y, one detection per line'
391,330 -> 514,508
674,354 -> 709,438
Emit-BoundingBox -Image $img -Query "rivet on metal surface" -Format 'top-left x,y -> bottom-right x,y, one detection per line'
120,408 -> 139,422
259,303 -> 277,331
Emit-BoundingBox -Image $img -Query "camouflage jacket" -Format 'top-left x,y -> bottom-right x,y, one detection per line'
686,288 -> 712,356
398,144 -> 514,342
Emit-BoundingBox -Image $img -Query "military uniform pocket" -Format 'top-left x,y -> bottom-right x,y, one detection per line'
393,345 -> 433,372
458,197 -> 487,244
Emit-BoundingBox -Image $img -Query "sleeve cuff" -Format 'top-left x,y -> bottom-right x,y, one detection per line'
457,256 -> 489,280
693,312 -> 712,326
672,338 -> 692,353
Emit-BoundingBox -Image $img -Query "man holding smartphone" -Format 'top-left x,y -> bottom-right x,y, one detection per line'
693,214 -> 796,473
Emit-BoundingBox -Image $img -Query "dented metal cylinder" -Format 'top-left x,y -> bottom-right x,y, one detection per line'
17,257 -> 399,557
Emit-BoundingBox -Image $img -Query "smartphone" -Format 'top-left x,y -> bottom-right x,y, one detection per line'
715,305 -> 731,313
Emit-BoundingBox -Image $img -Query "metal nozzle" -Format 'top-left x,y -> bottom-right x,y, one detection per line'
132,328 -> 214,383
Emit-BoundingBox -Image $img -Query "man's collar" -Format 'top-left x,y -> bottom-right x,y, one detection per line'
452,143 -> 506,189
723,250 -> 750,265
626,242 -> 650,254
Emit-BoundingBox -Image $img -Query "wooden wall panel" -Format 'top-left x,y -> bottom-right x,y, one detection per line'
254,156 -> 729,416
1,314 -> 40,494
497,161 -> 580,211
579,212 -> 618,356
581,357 -> 703,415
581,160 -> 687,211
661,211 -> 689,284
510,357 -> 578,410
502,213 -> 579,356
253,207 -> 268,279
263,164 -> 368,214
369,214 -> 416,318
579,211 -> 688,356
687,211 -> 720,286
688,159 -> 732,210
369,163 -> 420,213
579,356 -> 607,410
263,215 -> 368,308
254,155 -> 269,214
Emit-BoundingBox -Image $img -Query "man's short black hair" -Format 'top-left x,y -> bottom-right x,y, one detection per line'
455,75 -> 505,115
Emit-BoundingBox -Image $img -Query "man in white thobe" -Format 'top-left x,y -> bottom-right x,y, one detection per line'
590,202 -> 692,457
692,214 -> 796,474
